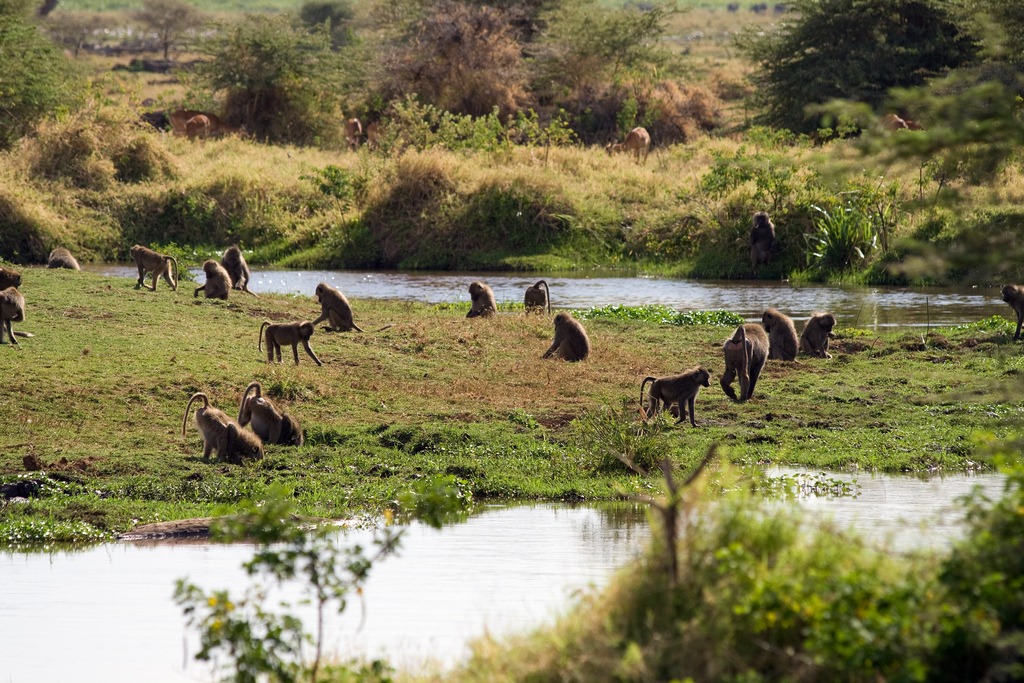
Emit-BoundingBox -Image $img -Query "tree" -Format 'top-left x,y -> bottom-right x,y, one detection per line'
958,0 -> 1024,68
0,10 -> 81,149
743,0 -> 978,133
195,14 -> 345,145
298,0 -> 354,48
135,0 -> 204,61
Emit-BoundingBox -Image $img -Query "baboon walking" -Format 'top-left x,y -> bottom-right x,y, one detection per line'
194,260 -> 231,300
259,321 -> 323,366
542,312 -> 591,362
800,312 -> 837,358
640,366 -> 711,426
47,247 -> 80,270
466,281 -> 497,318
130,245 -> 179,292
524,280 -> 551,314
311,283 -> 363,332
238,381 -> 304,446
0,287 -> 27,345
181,392 -> 264,464
720,323 -> 769,402
221,246 -> 256,296
749,211 -> 775,274
761,308 -> 798,361
1002,285 -> 1024,340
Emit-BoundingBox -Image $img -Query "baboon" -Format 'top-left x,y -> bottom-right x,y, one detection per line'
640,366 -> 711,426
181,392 -> 264,464
194,260 -> 231,300
130,244 -> 179,292
761,308 -> 798,361
47,247 -> 80,270
749,211 -> 775,274
720,323 -> 769,402
238,381 -> 304,446
466,281 -> 497,318
259,320 -> 323,366
542,312 -> 591,362
311,282 -> 364,332
1003,285 -> 1024,340
0,266 -> 21,290
0,287 -> 27,345
221,245 -> 256,295
524,280 -> 551,314
800,312 -> 837,358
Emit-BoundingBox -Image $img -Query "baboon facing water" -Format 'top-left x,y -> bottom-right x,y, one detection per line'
181,392 -> 264,464
259,320 -> 323,366
640,366 -> 711,426
524,280 -> 551,314
800,312 -> 837,358
466,281 -> 496,318
194,260 -> 231,300
130,245 -> 179,291
542,312 -> 590,362
720,323 -> 769,402
312,283 -> 363,332
47,247 -> 80,270
221,246 -> 255,295
761,308 -> 798,361
238,381 -> 304,446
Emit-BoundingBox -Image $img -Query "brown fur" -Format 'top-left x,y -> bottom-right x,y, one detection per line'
312,282 -> 364,332
640,366 -> 711,426
238,381 -> 304,446
194,260 -> 231,300
800,312 -> 837,358
47,247 -> 80,270
221,245 -> 255,295
130,245 -> 179,292
524,280 -> 551,314
182,392 -> 264,464
168,110 -> 242,138
761,308 -> 798,361
466,281 -> 497,318
259,320 -> 323,366
366,121 -> 382,149
344,117 -> 362,151
749,211 -> 775,273
720,323 -> 769,402
1003,285 -> 1024,340
605,126 -> 650,164
0,287 -> 26,345
542,312 -> 591,362
0,266 -> 22,290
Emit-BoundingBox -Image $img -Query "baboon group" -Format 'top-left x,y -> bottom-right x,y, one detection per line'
641,308 -> 837,427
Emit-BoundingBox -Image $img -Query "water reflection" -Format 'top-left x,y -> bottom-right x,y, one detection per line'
81,264 -> 1007,329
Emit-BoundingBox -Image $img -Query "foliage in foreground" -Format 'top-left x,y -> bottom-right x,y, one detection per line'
429,462 -> 1024,683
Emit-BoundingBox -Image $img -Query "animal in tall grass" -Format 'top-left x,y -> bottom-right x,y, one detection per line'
606,127 -> 650,165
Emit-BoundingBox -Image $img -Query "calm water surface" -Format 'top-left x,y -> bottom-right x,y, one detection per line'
1,472 -> 1007,683
82,265 -> 1008,330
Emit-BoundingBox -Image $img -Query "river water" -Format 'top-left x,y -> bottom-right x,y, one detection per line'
82,265 -> 1008,330
1,471 -> 1006,683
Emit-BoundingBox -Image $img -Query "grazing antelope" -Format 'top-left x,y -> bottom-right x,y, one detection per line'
606,126 -> 650,165
344,117 -> 362,151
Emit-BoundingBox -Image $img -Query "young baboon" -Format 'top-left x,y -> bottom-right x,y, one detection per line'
466,281 -> 497,318
524,280 -> 551,314
640,366 -> 712,426
800,312 -> 837,358
761,308 -> 798,361
238,381 -> 304,446
259,320 -> 323,366
220,245 -> 256,295
0,266 -> 21,290
0,287 -> 26,345
1002,285 -> 1024,340
311,282 -> 364,332
749,211 -> 775,274
47,247 -> 80,270
130,244 -> 179,292
542,312 -> 591,362
720,323 -> 769,402
182,392 -> 264,464
194,260 -> 231,300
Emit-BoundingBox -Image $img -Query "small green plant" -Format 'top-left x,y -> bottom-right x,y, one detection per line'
574,404 -> 670,474
806,204 -> 878,272
576,304 -> 743,327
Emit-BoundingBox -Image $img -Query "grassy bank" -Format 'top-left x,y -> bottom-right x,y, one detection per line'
0,269 -> 1021,546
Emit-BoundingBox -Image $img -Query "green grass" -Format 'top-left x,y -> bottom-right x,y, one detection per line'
0,269 -> 1021,546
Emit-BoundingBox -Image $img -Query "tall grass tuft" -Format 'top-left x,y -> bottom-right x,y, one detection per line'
806,203 -> 878,272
